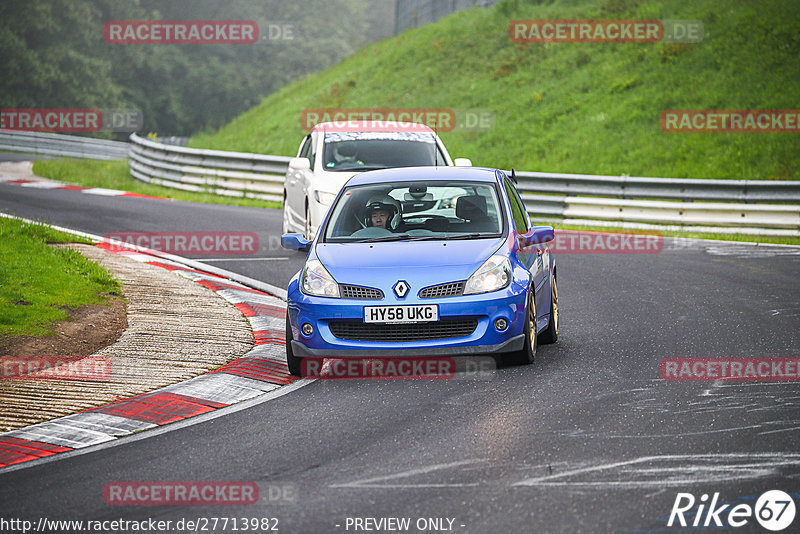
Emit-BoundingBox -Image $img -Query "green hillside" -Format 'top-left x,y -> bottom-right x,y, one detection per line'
191,0 -> 799,180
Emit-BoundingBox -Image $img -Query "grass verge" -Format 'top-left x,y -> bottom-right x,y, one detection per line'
0,217 -> 122,339
31,158 -> 281,209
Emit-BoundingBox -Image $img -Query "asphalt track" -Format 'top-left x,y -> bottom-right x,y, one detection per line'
1,182 -> 799,533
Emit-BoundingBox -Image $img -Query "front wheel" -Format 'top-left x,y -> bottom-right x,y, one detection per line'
285,313 -> 302,377
304,204 -> 313,241
538,274 -> 558,344
501,288 -> 536,366
281,191 -> 290,235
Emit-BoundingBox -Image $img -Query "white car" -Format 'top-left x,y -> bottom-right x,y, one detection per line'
282,121 -> 471,239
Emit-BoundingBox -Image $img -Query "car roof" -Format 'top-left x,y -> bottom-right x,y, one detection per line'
310,120 -> 435,134
345,166 -> 503,186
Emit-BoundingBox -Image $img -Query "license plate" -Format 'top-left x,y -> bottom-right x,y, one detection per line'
363,305 -> 439,324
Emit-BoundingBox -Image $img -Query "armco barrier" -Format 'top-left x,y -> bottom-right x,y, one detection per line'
514,170 -> 800,204
3,130 -> 798,233
0,131 -> 128,160
126,134 -> 799,232
513,171 -> 800,235
520,194 -> 800,231
128,133 -> 289,202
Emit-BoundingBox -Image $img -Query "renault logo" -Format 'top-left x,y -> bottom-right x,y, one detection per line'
393,280 -> 409,298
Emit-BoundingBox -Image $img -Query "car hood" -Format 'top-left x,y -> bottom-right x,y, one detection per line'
315,170 -> 360,194
314,238 -> 505,290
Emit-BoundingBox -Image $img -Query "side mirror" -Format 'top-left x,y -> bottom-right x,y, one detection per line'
519,225 -> 555,249
453,158 -> 472,167
288,157 -> 311,171
281,233 -> 311,251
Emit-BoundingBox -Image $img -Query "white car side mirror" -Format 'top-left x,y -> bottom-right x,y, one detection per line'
289,157 -> 311,171
453,158 -> 472,167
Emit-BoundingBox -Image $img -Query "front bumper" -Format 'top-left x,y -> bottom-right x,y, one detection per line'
291,335 -> 524,358
287,279 -> 529,358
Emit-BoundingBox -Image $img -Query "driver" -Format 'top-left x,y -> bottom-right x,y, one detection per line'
364,196 -> 400,231
370,207 -> 391,229
332,142 -> 363,167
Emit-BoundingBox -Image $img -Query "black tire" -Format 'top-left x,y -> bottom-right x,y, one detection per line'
539,273 -> 559,344
304,203 -> 312,240
281,191 -> 290,235
285,313 -> 303,377
502,287 -> 536,366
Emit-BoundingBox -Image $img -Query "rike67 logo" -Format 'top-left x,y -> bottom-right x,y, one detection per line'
668,490 -> 796,531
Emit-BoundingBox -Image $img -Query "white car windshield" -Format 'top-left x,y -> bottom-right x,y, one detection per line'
322,132 -> 447,171
323,180 -> 504,242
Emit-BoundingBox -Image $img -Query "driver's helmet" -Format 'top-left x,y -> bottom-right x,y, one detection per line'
364,195 -> 401,230
332,142 -> 360,165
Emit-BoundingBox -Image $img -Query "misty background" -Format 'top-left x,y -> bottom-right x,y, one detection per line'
0,0 -> 497,137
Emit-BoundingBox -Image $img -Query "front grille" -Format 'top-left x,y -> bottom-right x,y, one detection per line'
329,318 -> 478,342
340,285 -> 384,300
419,281 -> 466,299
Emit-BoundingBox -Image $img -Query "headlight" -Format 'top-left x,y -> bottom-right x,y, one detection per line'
314,190 -> 336,206
464,255 -> 511,295
301,259 -> 340,298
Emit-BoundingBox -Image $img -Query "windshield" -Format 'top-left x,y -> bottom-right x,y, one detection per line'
322,132 -> 446,171
323,180 -> 504,242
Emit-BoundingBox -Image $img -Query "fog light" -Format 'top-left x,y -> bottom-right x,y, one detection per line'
494,318 -> 508,331
301,323 -> 314,336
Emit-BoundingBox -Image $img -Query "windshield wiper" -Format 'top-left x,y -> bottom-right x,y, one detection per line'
333,165 -> 387,172
352,233 -> 500,243
446,233 -> 498,240
357,234 -> 412,243
405,235 -> 446,241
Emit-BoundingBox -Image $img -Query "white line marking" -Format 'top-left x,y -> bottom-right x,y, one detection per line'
512,453 -> 800,488
331,459 -> 487,488
199,257 -> 288,262
334,483 -> 481,488
80,187 -> 127,196
592,424 -> 765,439
759,425 -> 800,436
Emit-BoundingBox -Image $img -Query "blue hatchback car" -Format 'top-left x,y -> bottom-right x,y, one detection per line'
281,166 -> 558,376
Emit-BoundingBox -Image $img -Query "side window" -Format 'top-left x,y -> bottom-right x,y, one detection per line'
299,136 -> 312,160
308,134 -> 317,169
503,179 -> 529,232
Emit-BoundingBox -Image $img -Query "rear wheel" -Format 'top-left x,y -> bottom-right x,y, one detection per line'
285,313 -> 302,377
502,288 -> 536,366
539,274 -> 559,344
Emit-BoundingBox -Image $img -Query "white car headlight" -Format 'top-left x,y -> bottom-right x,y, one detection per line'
314,190 -> 336,206
301,259 -> 340,298
464,255 -> 512,295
